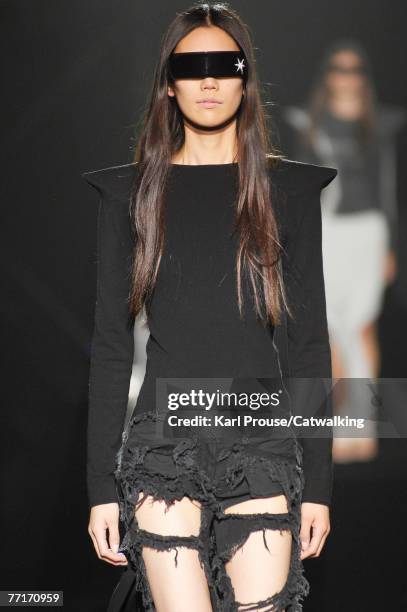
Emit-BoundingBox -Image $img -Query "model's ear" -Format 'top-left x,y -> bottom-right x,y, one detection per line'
167,85 -> 175,97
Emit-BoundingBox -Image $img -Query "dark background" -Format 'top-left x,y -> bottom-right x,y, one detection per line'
1,1 -> 407,610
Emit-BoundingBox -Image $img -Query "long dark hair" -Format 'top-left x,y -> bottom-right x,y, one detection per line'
304,38 -> 379,150
129,1 -> 287,326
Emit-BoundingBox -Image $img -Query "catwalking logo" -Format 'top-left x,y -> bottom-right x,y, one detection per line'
167,388 -> 282,411
292,415 -> 365,429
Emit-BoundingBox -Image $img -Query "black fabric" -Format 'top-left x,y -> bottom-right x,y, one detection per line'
81,157 -> 337,509
107,565 -> 138,612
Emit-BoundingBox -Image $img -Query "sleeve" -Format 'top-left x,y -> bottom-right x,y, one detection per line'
283,166 -> 338,507
82,170 -> 135,509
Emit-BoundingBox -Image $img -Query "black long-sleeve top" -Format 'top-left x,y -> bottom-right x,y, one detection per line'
81,157 -> 338,510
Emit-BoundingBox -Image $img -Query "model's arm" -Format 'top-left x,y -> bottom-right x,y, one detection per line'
283,166 -> 337,508
82,171 -> 135,510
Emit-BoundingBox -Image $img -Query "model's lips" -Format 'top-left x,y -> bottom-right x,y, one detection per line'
197,99 -> 222,108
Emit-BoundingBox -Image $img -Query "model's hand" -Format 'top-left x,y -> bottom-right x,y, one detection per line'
88,503 -> 128,566
299,502 -> 330,560
384,250 -> 397,285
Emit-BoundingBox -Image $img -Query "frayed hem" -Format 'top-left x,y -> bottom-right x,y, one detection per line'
117,494 -> 217,611
211,508 -> 309,612
113,409 -> 310,611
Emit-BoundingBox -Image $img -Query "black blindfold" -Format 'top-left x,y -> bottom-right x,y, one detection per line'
169,50 -> 247,81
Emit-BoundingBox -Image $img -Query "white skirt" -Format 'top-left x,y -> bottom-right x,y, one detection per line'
321,209 -> 389,378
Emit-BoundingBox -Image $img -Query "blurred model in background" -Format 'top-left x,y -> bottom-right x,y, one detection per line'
283,38 -> 405,463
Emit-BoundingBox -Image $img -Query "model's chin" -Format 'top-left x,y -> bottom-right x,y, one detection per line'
194,109 -> 225,122
183,111 -> 237,132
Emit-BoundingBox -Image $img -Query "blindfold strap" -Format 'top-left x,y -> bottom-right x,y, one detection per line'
169,50 -> 247,80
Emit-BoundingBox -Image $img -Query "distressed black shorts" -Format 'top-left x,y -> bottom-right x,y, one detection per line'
114,410 -> 310,612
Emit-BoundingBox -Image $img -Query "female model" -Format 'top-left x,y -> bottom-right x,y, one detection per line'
82,3 -> 337,611
283,39 -> 405,464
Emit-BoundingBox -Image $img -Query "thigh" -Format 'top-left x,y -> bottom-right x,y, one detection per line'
214,494 -> 296,612
135,493 -> 202,536
116,410 -> 223,611
134,493 -> 213,612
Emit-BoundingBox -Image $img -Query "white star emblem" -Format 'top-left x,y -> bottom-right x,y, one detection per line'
234,58 -> 245,75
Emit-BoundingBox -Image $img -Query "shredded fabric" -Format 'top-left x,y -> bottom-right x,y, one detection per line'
113,410 -> 310,611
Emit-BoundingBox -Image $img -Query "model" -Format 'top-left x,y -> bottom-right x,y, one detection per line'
82,3 -> 337,611
283,38 -> 406,464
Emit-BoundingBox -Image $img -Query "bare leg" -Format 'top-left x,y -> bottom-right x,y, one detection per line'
223,495 -> 292,611
135,493 -> 213,612
332,322 -> 380,463
350,321 -> 380,460
331,339 -> 347,381
360,320 -> 380,378
331,339 -> 357,463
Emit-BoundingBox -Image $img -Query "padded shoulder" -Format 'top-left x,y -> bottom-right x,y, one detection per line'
268,156 -> 338,246
81,162 -> 139,201
270,157 -> 338,197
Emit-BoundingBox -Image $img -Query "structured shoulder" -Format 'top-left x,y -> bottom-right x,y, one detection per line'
81,162 -> 139,201
268,157 -> 338,246
269,156 -> 338,197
